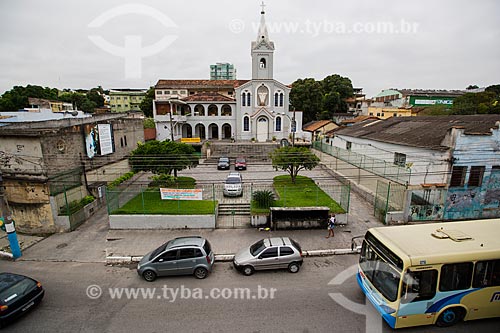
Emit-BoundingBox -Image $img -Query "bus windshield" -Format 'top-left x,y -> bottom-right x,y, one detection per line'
360,233 -> 403,302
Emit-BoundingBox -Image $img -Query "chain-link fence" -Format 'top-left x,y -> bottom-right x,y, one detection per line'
313,141 -> 411,185
105,181 -> 350,216
374,180 -> 407,223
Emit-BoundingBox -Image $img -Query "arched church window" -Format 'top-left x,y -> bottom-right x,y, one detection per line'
274,93 -> 279,107
259,58 -> 266,69
243,116 -> 250,131
242,92 -> 246,106
279,93 -> 284,107
275,116 -> 282,131
247,93 -> 251,106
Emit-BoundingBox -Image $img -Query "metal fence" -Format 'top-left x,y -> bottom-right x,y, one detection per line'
106,182 -> 350,215
313,141 -> 411,185
374,181 -> 407,223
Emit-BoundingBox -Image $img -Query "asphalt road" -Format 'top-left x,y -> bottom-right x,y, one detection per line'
2,257 -> 499,332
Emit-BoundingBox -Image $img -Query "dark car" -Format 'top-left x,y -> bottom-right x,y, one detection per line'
0,273 -> 45,328
235,157 -> 247,170
217,157 -> 230,170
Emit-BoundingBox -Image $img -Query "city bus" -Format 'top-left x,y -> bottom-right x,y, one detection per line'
357,219 -> 500,329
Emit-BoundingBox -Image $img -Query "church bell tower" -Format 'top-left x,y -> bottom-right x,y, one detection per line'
251,2 -> 274,80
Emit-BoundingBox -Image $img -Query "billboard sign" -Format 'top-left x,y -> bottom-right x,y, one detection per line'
160,188 -> 203,200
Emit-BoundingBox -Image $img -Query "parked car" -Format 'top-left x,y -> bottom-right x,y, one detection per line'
233,237 -> 303,276
235,157 -> 247,170
217,157 -> 230,170
0,273 -> 45,328
223,172 -> 243,197
137,236 -> 215,281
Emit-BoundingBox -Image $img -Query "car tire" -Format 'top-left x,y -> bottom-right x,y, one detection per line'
288,262 -> 301,273
194,267 -> 208,279
242,265 -> 254,276
436,307 -> 464,327
142,270 -> 157,282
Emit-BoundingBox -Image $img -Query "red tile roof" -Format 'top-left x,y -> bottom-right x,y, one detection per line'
181,92 -> 235,102
303,120 -> 334,132
155,79 -> 249,89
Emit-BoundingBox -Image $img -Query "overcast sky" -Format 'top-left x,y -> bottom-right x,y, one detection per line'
1,0 -> 499,98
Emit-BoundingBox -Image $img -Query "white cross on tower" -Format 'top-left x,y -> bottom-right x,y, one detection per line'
260,1 -> 266,14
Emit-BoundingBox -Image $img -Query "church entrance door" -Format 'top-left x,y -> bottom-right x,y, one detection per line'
256,117 -> 268,142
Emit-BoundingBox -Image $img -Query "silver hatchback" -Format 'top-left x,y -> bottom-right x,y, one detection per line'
137,236 -> 215,281
233,237 -> 303,276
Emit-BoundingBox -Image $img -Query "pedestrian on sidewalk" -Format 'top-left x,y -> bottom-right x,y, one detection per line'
326,213 -> 336,238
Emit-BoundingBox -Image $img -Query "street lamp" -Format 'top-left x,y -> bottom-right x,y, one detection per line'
273,109 -> 296,147
167,97 -> 187,142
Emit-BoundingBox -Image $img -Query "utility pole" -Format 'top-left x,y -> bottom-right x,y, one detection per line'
0,173 -> 22,258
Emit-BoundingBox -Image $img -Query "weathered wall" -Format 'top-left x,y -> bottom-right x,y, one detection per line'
109,215 -> 216,229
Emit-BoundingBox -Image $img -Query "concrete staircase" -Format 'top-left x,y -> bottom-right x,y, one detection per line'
217,203 -> 251,228
207,142 -> 279,163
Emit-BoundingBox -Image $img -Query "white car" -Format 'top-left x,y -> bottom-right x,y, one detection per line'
223,172 -> 243,197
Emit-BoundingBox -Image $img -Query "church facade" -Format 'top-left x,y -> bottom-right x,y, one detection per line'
153,6 -> 303,143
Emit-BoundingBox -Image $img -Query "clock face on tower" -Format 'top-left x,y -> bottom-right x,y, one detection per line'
257,85 -> 269,106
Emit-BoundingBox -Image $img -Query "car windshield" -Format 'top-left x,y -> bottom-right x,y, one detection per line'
150,241 -> 169,260
226,177 -> 241,184
236,159 -> 245,163
219,158 -> 229,163
250,240 -> 267,256
0,278 -> 36,305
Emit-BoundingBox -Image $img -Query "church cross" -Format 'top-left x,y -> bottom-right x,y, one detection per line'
260,1 -> 266,14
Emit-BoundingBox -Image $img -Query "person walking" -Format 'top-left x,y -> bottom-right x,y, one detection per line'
326,213 -> 336,238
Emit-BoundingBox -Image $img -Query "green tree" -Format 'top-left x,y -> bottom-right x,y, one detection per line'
289,78 -> 323,124
129,140 -> 199,176
321,74 -> 353,116
140,87 -> 155,118
418,105 -> 450,116
452,91 -> 497,115
87,88 -> 105,108
0,85 -> 59,111
270,147 -> 320,183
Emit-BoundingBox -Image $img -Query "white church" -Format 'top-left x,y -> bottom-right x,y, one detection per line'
152,5 -> 304,143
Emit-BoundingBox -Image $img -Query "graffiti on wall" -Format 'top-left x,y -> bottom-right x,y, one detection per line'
444,188 -> 482,219
484,168 -> 500,207
409,204 -> 443,221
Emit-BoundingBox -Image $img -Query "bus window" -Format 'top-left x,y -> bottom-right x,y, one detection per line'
473,259 -> 500,288
439,262 -> 473,291
401,270 -> 438,303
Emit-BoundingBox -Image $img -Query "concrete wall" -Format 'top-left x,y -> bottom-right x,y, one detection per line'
109,214 -> 216,229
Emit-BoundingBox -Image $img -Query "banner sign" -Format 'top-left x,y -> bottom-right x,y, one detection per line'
160,188 -> 203,200
180,137 -> 201,143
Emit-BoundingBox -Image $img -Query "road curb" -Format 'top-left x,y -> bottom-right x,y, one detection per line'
0,251 -> 13,260
105,248 -> 360,265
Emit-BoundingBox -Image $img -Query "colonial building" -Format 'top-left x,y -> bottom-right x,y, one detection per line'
153,6 -> 303,143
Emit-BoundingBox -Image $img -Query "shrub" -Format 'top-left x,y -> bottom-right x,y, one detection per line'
253,190 -> 275,209
108,171 -> 136,189
150,174 -> 176,187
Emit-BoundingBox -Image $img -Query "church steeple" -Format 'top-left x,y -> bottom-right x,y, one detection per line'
251,1 -> 274,80
256,2 -> 270,44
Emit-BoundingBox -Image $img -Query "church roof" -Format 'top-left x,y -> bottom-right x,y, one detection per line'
181,92 -> 235,102
156,80 -> 249,89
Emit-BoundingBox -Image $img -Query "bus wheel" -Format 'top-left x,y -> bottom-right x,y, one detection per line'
436,307 -> 464,327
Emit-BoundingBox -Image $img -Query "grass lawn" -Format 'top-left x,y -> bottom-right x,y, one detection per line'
111,186 -> 216,215
273,175 -> 344,213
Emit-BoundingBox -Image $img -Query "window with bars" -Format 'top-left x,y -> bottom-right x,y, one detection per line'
468,166 -> 485,187
394,153 -> 406,167
450,166 -> 467,187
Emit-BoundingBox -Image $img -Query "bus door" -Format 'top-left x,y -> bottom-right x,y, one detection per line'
397,268 -> 439,328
